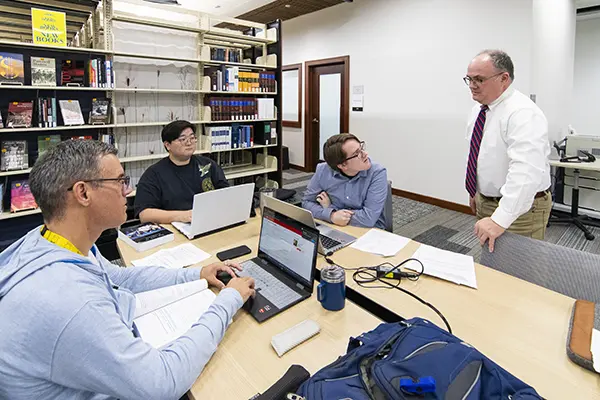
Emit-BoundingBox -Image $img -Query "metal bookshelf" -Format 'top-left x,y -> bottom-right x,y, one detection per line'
0,0 -> 283,222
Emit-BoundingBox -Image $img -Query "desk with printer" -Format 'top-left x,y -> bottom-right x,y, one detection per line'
551,134 -> 600,240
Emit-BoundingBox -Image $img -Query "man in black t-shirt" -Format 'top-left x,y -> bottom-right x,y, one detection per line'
134,120 -> 229,224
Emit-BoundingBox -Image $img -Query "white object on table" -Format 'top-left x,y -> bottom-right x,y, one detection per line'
131,243 -> 210,269
133,279 -> 216,349
349,229 -> 411,257
271,319 -> 321,357
592,328 -> 600,373
407,244 -> 478,289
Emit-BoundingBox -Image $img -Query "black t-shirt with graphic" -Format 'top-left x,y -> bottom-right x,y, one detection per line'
134,155 -> 229,217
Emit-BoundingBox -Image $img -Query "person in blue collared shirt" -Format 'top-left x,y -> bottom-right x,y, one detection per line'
302,133 -> 388,229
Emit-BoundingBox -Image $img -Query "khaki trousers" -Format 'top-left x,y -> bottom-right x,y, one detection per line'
475,192 -> 552,240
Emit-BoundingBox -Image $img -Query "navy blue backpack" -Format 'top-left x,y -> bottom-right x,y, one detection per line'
297,318 -> 543,399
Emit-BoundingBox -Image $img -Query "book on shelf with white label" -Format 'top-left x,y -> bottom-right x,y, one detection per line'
59,100 -> 85,126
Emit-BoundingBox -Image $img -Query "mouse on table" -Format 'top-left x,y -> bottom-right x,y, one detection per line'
216,270 -> 235,286
216,271 -> 256,310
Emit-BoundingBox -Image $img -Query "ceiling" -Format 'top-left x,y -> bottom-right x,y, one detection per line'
235,0 -> 346,24
177,0 -> 275,17
576,0 -> 600,9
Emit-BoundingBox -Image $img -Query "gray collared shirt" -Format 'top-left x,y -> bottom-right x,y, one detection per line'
302,161 -> 388,229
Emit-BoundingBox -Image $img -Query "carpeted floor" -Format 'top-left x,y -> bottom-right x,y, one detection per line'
282,169 -> 600,262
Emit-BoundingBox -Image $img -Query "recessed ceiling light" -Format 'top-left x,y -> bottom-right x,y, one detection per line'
285,4 -> 291,7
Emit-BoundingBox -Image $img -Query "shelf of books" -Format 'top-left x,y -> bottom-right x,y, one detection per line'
0,0 -> 282,225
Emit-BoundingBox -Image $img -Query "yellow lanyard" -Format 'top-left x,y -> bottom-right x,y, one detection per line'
40,225 -> 84,256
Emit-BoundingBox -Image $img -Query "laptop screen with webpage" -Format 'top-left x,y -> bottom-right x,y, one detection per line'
258,207 -> 319,289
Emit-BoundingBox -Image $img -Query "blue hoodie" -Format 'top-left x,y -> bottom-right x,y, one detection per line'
0,227 -> 243,400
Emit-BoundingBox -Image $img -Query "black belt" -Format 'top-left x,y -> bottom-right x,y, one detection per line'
480,188 -> 550,202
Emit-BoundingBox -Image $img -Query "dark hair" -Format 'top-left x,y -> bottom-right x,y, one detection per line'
30,139 -> 118,222
161,120 -> 196,143
478,49 -> 514,80
323,133 -> 360,172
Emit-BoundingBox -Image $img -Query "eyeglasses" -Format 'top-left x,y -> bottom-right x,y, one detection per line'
174,135 -> 197,145
67,176 -> 131,193
463,72 -> 504,86
343,141 -> 367,162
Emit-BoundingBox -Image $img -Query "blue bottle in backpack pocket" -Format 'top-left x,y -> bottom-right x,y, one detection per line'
318,265 -> 346,311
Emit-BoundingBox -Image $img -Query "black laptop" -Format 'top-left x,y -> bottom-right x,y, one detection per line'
238,207 -> 320,322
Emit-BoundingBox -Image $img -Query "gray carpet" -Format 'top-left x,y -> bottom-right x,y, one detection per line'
282,169 -> 600,262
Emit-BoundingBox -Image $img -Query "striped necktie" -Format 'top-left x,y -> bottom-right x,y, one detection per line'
465,105 -> 489,198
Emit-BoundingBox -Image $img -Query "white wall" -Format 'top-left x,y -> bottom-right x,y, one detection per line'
573,15 -> 600,135
282,0 -> 534,205
531,0 -> 576,143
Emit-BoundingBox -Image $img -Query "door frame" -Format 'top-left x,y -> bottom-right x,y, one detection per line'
304,55 -> 350,172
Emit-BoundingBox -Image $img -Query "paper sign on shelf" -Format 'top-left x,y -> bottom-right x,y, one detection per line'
31,8 -> 67,47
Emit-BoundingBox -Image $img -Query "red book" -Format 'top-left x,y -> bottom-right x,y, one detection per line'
10,180 -> 38,212
7,101 -> 33,128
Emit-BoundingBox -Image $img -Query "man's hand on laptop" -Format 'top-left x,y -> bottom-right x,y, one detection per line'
331,210 -> 354,226
316,191 -> 331,208
227,277 -> 256,302
174,210 -> 193,223
201,261 -> 242,289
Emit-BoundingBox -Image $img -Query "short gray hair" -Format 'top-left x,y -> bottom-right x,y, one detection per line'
30,139 -> 118,222
478,49 -> 514,80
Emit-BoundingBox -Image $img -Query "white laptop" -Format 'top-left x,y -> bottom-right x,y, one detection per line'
172,183 -> 255,239
263,196 -> 357,255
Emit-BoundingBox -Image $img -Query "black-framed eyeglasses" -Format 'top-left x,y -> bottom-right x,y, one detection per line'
67,176 -> 131,192
343,141 -> 367,162
463,72 -> 504,86
174,135 -> 197,145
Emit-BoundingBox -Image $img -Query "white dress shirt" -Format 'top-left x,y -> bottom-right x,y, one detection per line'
466,86 -> 551,229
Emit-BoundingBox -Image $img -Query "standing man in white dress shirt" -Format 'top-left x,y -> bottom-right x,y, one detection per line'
464,50 -> 551,252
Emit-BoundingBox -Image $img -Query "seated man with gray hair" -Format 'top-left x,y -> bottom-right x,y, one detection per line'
0,139 -> 255,399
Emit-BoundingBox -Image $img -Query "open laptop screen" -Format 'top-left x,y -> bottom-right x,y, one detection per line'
258,207 -> 319,289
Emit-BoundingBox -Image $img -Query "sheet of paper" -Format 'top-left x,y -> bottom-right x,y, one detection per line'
134,279 -> 208,319
407,244 -> 478,289
134,289 -> 216,349
131,243 -> 210,269
349,229 -> 411,257
592,328 -> 600,373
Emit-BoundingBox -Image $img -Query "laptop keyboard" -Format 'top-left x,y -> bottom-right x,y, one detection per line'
321,235 -> 342,249
238,260 -> 302,309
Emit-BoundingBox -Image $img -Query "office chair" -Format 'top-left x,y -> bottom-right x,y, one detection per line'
383,181 -> 393,232
480,232 -> 600,302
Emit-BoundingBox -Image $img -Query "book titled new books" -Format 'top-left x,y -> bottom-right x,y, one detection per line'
133,279 -> 216,349
118,222 -> 174,252
10,180 -> 38,213
1,140 -> 28,171
31,57 -> 56,86
7,101 -> 33,128
0,53 -> 25,85
59,100 -> 84,126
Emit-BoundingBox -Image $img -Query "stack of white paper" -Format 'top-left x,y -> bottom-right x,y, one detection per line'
132,243 -> 210,269
134,279 -> 216,349
592,329 -> 600,373
349,229 -> 411,257
407,244 -> 478,289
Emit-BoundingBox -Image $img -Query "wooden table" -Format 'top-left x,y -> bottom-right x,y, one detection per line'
118,216 -> 600,399
117,217 -> 382,400
320,223 -> 600,399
